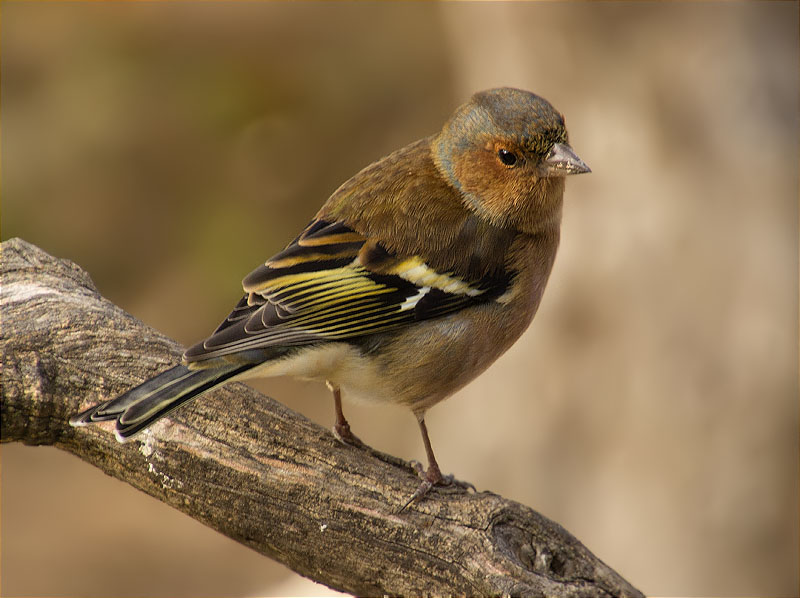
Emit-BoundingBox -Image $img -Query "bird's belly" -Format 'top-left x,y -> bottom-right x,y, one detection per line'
242,343 -> 397,405
240,299 -> 532,412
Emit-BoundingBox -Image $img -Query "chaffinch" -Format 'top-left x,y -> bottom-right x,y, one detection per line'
71,87 -> 590,506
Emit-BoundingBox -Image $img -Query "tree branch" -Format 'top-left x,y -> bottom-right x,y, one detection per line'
0,237 -> 643,597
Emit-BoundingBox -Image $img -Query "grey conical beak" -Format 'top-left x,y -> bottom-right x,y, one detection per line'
543,143 -> 591,176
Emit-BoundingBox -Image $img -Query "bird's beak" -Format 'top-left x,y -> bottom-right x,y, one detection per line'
542,143 -> 591,176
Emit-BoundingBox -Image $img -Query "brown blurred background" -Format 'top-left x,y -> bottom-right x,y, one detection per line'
2,2 -> 797,596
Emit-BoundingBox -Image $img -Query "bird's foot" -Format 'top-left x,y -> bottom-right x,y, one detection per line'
399,465 -> 438,513
441,474 -> 477,493
409,460 -> 476,492
398,462 -> 475,512
332,421 -> 364,447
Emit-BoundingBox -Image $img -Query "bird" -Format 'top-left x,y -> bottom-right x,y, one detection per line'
70,87 -> 590,507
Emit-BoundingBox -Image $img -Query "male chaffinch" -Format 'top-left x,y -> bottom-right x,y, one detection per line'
71,87 -> 590,506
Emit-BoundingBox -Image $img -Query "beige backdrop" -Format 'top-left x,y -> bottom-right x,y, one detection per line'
2,2 -> 797,596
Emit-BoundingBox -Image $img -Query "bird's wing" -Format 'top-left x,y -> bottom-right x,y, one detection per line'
184,219 -> 513,362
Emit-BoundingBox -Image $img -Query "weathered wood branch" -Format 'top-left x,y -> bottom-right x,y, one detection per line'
0,237 -> 643,597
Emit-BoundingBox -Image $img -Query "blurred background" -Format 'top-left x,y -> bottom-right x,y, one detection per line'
2,2 -> 797,596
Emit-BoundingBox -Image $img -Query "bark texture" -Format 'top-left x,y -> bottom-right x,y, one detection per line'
0,238 -> 644,597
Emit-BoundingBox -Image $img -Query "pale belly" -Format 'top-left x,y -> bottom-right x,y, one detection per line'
232,299 -> 531,414
238,342 -> 398,405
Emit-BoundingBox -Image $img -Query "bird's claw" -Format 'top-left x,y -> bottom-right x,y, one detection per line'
410,461 -> 475,492
332,423 -> 364,447
398,478 -> 434,513
397,465 -> 476,513
440,473 -> 476,493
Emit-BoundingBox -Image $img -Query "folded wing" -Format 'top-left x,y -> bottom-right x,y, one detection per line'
184,219 -> 512,362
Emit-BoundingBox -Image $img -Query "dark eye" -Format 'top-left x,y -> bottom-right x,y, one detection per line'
497,148 -> 517,166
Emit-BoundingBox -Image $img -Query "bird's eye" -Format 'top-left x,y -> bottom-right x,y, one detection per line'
497,148 -> 517,166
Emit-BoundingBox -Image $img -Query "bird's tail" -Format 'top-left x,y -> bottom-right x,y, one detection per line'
69,363 -> 254,442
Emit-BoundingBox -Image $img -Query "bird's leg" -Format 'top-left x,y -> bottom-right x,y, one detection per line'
399,415 -> 445,511
399,414 -> 476,512
327,381 -> 363,446
417,416 -> 444,485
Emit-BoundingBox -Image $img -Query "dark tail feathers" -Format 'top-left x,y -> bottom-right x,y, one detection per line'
70,363 -> 253,442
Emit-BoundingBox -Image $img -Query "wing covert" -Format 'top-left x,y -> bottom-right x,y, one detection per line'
184,219 -> 513,362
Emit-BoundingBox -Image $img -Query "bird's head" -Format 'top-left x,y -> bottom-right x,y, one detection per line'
432,87 -> 589,233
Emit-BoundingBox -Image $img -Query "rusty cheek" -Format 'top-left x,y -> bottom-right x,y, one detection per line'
454,148 -> 530,220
